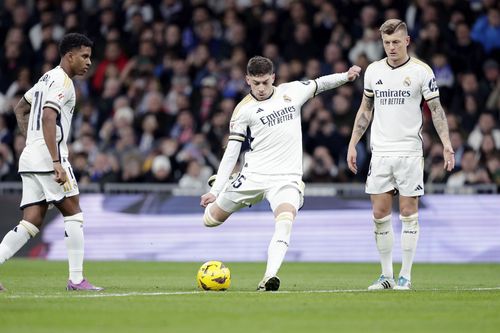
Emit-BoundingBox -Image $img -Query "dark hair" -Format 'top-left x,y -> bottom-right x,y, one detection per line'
247,56 -> 274,76
58,33 -> 93,56
379,19 -> 408,35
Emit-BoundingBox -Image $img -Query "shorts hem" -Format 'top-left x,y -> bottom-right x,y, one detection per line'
20,199 -> 48,210
365,186 -> 395,195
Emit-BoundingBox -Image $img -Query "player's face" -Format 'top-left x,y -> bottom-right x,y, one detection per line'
246,74 -> 275,100
69,46 -> 92,76
382,30 -> 409,65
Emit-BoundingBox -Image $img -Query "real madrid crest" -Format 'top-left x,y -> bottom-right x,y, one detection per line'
283,95 -> 292,102
403,77 -> 411,87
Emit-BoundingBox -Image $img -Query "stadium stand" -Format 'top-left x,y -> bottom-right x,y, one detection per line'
0,0 -> 498,191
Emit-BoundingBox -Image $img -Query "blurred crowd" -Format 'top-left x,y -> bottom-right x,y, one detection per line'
0,0 -> 499,190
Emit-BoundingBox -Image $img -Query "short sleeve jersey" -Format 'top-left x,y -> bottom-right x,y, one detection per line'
228,80 -> 318,176
19,66 -> 76,172
364,57 -> 439,156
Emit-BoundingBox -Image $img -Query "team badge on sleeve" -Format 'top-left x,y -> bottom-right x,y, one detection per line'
428,78 -> 438,92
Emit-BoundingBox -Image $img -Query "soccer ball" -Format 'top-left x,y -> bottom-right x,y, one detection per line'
197,261 -> 231,291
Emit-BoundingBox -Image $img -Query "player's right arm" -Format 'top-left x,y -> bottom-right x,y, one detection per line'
14,91 -> 33,137
347,94 -> 374,174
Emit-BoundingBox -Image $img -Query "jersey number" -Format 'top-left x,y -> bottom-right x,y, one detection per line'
231,174 -> 246,189
31,91 -> 43,131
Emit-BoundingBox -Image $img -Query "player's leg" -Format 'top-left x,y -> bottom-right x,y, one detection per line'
203,202 -> 232,227
395,196 -> 419,290
368,192 -> 396,290
0,174 -> 47,266
393,156 -> 424,290
258,184 -> 300,291
203,174 -> 258,227
54,161 -> 102,291
0,205 -> 46,265
54,194 -> 102,291
365,156 -> 397,290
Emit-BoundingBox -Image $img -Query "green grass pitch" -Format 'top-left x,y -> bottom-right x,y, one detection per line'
1,260 -> 499,333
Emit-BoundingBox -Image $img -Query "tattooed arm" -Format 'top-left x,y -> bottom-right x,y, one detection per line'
14,97 -> 31,137
427,98 -> 455,171
347,95 -> 374,174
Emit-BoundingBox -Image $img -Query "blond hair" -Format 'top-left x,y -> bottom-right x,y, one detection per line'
379,19 -> 408,35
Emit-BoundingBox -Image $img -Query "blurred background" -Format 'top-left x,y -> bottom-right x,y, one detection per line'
0,0 -> 498,262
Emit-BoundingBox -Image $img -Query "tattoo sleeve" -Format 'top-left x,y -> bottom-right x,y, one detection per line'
427,98 -> 452,148
14,97 -> 31,137
349,95 -> 374,146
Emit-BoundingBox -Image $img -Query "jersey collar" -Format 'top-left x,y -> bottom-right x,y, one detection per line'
250,87 -> 275,101
385,56 -> 411,70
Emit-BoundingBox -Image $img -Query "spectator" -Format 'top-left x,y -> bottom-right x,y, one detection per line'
467,112 -> 500,150
178,160 -> 211,189
145,154 -> 174,183
471,7 -> 500,55
447,147 -> 491,189
348,28 -> 384,64
449,21 -> 485,76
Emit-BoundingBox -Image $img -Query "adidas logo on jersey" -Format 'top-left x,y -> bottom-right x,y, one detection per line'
376,79 -> 383,85
256,108 -> 264,113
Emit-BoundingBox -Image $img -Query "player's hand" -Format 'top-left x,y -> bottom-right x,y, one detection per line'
200,192 -> 216,208
347,65 -> 361,81
53,162 -> 67,185
347,145 -> 358,174
443,146 -> 455,172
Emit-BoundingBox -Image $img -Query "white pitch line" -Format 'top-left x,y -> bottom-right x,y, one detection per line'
3,287 -> 500,299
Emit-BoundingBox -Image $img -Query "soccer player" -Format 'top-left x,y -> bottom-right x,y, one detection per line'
347,19 -> 455,290
0,33 -> 102,292
200,56 -> 360,291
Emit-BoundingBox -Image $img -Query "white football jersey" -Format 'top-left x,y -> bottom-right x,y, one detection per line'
19,66 -> 76,172
364,57 -> 439,156
228,80 -> 318,176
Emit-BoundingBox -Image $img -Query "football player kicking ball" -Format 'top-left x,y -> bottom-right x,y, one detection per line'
201,56 -> 360,291
0,34 -> 102,292
347,19 -> 455,291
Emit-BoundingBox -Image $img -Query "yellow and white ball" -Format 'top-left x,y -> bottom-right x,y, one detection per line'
197,261 -> 231,291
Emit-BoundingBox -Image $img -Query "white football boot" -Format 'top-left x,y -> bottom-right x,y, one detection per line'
393,276 -> 412,290
367,275 -> 395,290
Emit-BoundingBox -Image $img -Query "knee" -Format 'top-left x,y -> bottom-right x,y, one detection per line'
373,209 -> 391,220
400,213 -> 419,230
400,205 -> 417,217
203,203 -> 226,227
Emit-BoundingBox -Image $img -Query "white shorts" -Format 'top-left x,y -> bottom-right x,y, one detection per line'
365,156 -> 424,197
20,159 -> 79,209
216,173 -> 305,213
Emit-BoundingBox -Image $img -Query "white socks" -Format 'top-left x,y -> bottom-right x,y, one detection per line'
0,220 -> 39,264
399,213 -> 419,280
64,213 -> 84,284
373,215 -> 394,278
264,212 -> 293,278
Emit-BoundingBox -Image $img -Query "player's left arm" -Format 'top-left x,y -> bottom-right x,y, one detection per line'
314,65 -> 361,95
14,96 -> 31,137
427,98 -> 455,171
